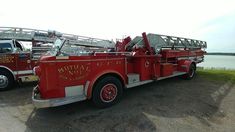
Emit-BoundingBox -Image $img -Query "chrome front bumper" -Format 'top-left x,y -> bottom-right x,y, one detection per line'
32,86 -> 87,108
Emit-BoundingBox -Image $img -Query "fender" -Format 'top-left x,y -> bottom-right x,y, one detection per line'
178,60 -> 195,72
0,66 -> 16,80
86,70 -> 126,99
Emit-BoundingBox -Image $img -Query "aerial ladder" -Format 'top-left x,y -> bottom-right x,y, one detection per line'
0,27 -> 115,59
116,32 -> 207,65
125,33 -> 206,51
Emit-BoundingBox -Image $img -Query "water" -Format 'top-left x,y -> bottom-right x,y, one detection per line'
198,55 -> 235,69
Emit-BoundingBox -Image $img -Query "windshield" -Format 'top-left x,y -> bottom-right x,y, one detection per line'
47,38 -> 112,56
0,43 -> 13,53
60,41 -> 91,56
54,39 -> 63,49
46,38 -> 88,56
46,38 -> 64,56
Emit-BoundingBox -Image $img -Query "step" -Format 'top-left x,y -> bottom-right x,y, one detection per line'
126,80 -> 153,89
127,73 -> 140,84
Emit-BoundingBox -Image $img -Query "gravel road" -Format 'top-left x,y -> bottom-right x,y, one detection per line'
0,74 -> 234,132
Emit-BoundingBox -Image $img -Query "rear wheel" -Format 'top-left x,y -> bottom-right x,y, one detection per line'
92,76 -> 123,108
183,64 -> 196,80
0,70 -> 14,91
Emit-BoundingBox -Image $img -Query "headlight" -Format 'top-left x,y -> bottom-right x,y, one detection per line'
33,67 -> 36,75
33,66 -> 41,76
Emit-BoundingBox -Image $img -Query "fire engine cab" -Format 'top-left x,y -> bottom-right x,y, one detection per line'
32,32 -> 206,108
0,39 -> 34,90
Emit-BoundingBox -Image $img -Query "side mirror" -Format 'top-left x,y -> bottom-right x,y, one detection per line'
13,48 -> 22,52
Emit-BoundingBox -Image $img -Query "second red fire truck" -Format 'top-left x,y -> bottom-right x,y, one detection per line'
32,32 -> 206,108
0,27 -> 55,90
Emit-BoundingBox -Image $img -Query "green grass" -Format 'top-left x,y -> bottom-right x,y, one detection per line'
197,69 -> 235,84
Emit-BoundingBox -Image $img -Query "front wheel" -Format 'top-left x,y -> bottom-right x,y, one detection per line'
92,76 -> 123,108
0,70 -> 14,91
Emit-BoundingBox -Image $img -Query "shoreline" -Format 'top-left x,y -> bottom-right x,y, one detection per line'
197,66 -> 235,70
206,53 -> 235,56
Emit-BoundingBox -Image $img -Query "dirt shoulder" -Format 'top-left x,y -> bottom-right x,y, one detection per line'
0,70 -> 235,132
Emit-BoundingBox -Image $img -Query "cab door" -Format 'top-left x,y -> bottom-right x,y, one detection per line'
13,40 -> 32,75
16,52 -> 31,71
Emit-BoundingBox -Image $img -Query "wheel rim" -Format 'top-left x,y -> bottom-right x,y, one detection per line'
100,84 -> 117,103
0,75 -> 9,89
189,66 -> 195,78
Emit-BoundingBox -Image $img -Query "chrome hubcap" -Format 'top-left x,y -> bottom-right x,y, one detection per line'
100,84 -> 117,103
0,75 -> 8,89
189,67 -> 195,78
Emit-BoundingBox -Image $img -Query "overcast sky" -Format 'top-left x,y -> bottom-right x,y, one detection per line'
1,0 -> 235,52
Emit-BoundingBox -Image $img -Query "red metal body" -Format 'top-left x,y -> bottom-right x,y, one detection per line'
1,53 -> 37,76
32,32 -> 206,108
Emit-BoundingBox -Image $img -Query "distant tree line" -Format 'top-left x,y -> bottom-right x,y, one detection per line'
206,52 -> 235,56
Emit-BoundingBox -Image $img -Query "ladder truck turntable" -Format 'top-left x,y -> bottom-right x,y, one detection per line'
0,27 -> 113,90
32,31 -> 207,108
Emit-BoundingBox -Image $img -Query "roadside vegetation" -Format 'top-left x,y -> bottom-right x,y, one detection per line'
197,68 -> 235,84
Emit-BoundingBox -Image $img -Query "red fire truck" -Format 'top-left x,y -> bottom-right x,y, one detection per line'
32,32 -> 206,108
0,27 -> 55,90
0,27 -> 108,90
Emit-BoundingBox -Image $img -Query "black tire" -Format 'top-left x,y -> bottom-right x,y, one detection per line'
183,64 -> 196,80
92,76 -> 123,108
0,70 -> 14,91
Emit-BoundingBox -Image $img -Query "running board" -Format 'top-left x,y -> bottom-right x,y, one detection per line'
126,71 -> 186,88
157,71 -> 186,80
126,80 -> 153,88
